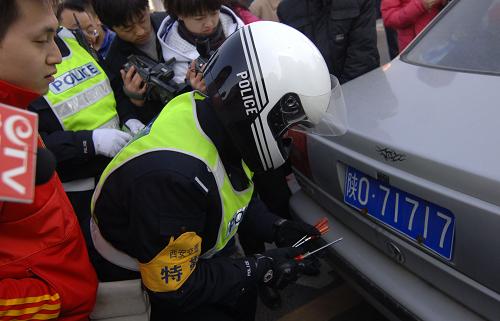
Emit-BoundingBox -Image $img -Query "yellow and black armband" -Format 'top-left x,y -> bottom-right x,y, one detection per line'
139,232 -> 202,292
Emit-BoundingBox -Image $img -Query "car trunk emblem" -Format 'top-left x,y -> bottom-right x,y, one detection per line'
376,146 -> 407,162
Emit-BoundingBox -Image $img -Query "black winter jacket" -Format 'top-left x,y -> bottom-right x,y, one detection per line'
102,12 -> 167,125
278,0 -> 380,83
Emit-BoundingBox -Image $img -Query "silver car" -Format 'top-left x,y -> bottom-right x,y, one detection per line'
289,1 -> 500,320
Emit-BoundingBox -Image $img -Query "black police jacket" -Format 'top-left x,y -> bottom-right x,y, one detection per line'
93,99 -> 280,314
278,0 -> 380,83
29,36 -> 111,183
102,12 -> 167,125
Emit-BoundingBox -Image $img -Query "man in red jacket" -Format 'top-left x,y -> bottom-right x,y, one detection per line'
0,1 -> 98,320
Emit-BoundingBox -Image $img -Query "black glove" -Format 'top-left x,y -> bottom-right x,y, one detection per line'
297,255 -> 322,276
254,247 -> 303,289
273,219 -> 321,248
258,285 -> 281,310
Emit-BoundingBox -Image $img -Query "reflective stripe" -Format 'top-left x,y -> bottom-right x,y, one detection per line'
194,177 -> 208,193
62,177 -> 95,192
50,80 -> 112,120
99,115 -> 120,129
90,218 -> 139,271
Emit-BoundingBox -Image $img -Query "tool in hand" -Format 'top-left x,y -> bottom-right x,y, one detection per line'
292,217 -> 329,248
294,237 -> 343,261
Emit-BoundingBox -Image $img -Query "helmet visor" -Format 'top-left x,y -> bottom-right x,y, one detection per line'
290,75 -> 348,137
310,75 -> 348,136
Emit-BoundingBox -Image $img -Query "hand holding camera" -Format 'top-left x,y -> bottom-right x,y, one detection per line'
120,65 -> 147,106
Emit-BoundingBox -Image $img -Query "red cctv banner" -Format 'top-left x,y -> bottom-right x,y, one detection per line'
0,103 -> 38,203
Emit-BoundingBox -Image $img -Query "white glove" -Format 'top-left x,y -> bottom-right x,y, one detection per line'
124,119 -> 145,135
92,128 -> 132,158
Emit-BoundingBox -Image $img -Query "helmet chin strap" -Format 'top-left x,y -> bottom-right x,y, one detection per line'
198,102 -> 252,190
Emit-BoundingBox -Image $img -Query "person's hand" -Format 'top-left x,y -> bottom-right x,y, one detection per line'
186,60 -> 207,93
92,128 -> 132,158
124,119 -> 145,135
121,65 -> 147,106
297,255 -> 322,276
422,0 -> 438,10
254,247 -> 303,289
273,219 -> 321,247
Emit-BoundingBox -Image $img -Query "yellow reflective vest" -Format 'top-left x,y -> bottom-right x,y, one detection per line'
92,92 -> 254,258
45,28 -> 119,131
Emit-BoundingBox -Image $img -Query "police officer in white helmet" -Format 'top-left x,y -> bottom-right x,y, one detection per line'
91,21 -> 346,321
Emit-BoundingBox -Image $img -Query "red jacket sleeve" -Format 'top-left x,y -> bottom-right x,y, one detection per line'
381,0 -> 427,29
0,278 -> 61,320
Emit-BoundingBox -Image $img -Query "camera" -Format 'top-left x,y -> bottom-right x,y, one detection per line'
193,38 -> 215,74
123,55 -> 188,104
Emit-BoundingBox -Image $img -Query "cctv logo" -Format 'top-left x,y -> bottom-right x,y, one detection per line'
0,104 -> 38,202
49,63 -> 101,94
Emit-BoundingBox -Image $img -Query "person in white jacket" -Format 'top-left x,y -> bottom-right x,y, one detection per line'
158,0 -> 243,92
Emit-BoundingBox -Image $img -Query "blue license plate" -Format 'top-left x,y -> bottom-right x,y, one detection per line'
343,166 -> 455,260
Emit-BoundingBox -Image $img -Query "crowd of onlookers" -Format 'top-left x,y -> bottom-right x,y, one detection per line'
0,0 -> 449,320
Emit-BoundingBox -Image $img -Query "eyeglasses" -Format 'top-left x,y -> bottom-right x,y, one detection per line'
71,12 -> 99,39
82,28 -> 99,39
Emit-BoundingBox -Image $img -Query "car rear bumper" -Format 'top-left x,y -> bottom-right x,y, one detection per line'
290,189 -> 488,321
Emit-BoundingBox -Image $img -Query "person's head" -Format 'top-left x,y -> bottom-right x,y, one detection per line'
57,0 -> 102,48
165,0 -> 222,36
0,0 -> 62,94
92,0 -> 152,45
203,21 -> 346,173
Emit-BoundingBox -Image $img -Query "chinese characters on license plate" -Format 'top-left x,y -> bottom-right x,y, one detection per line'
343,166 -> 455,260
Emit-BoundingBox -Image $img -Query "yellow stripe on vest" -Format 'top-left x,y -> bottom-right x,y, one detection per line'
139,232 -> 202,292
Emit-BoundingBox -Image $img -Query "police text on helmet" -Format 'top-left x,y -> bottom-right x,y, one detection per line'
236,71 -> 258,116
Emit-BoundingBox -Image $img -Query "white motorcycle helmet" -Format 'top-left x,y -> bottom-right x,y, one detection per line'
203,21 -> 346,173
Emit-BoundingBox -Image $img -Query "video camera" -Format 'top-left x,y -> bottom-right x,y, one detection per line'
193,38 -> 215,74
123,55 -> 188,104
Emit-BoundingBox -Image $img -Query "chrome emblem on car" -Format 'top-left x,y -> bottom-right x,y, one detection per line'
376,146 -> 407,162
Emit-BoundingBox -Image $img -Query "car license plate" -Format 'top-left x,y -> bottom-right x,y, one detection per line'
343,166 -> 455,260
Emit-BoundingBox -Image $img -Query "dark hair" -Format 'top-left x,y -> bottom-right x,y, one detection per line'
0,0 -> 19,43
164,0 -> 222,19
222,0 -> 249,10
56,0 -> 89,21
91,0 -> 149,28
0,0 -> 60,42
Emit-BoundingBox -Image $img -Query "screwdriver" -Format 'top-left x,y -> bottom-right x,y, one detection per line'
294,237 -> 343,261
292,217 -> 328,247
292,217 -> 330,248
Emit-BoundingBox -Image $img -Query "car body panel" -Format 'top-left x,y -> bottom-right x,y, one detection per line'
309,61 -> 500,294
340,61 -> 500,208
289,1 -> 500,319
